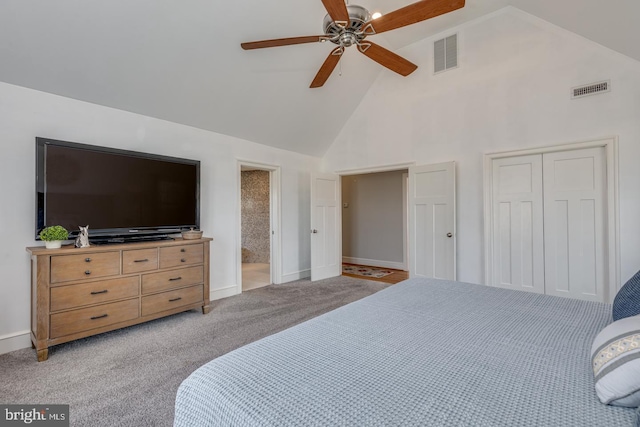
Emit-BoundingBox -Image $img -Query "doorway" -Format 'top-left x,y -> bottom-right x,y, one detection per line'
238,161 -> 281,292
311,162 -> 456,283
341,170 -> 409,279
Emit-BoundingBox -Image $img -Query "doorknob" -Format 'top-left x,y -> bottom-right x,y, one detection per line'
311,229 -> 318,234
447,232 -> 453,238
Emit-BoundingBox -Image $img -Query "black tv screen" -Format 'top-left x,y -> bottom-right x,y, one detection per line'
36,138 -> 200,242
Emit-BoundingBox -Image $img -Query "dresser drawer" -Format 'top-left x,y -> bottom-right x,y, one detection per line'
50,252 -> 120,283
159,244 -> 203,269
141,266 -> 203,295
141,284 -> 203,317
50,298 -> 139,339
50,277 -> 140,312
123,248 -> 158,274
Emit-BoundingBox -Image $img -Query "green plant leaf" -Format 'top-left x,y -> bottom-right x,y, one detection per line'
39,225 -> 69,241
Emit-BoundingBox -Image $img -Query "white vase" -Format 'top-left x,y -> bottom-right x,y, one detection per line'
44,240 -> 62,249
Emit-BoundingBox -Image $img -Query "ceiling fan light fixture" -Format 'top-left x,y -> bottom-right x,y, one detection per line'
339,32 -> 358,47
371,12 -> 382,19
323,5 -> 371,37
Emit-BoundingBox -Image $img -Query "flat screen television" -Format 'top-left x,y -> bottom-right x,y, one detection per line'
36,137 -> 200,244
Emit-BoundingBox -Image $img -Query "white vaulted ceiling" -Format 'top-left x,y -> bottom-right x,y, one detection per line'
0,0 -> 638,156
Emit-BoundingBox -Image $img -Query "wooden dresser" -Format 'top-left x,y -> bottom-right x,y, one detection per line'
26,237 -> 212,361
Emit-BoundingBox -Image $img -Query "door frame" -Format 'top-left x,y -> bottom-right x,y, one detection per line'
237,160 -> 282,293
402,172 -> 409,271
483,137 -> 620,302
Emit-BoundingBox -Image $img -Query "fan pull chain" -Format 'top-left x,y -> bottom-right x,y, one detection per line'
339,58 -> 342,77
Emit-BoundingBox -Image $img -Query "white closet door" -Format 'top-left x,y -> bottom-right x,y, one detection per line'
543,147 -> 606,302
491,155 -> 545,293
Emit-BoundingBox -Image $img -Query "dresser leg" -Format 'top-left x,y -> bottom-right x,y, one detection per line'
37,348 -> 49,362
202,304 -> 211,315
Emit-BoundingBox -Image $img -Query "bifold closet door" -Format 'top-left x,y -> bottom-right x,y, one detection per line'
543,147 -> 606,302
491,155 -> 545,293
490,147 -> 607,302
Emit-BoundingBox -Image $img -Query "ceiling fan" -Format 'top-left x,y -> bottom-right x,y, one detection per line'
241,0 -> 465,88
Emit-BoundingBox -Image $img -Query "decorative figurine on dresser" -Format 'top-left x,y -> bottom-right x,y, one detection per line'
74,225 -> 90,248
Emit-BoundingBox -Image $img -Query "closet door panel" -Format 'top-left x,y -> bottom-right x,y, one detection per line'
491,155 -> 544,293
543,147 -> 606,302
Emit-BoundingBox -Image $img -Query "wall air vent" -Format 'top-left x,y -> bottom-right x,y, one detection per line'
571,80 -> 610,99
434,34 -> 458,74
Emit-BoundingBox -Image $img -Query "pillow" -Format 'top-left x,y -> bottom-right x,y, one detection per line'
591,314 -> 640,407
613,270 -> 640,321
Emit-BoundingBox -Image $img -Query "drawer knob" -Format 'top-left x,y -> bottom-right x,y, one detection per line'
169,297 -> 182,302
85,257 -> 91,262
90,314 -> 108,320
90,290 -> 108,295
181,258 -> 186,263
133,258 -> 149,263
180,249 -> 186,253
169,276 -> 182,281
85,270 -> 91,275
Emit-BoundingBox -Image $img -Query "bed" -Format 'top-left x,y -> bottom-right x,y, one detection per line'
174,278 -> 638,426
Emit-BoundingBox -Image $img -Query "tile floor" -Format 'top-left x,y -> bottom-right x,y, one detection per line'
242,262 -> 271,291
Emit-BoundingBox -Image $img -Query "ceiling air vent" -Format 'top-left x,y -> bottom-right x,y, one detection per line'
434,34 -> 458,74
571,80 -> 610,99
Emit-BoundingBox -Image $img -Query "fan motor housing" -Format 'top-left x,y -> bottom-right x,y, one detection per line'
323,5 -> 370,45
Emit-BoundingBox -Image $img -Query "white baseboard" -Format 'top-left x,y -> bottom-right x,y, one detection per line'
0,330 -> 31,355
281,269 -> 311,283
210,285 -> 240,301
342,257 -> 406,271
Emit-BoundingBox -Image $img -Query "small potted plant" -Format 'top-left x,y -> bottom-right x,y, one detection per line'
39,225 -> 69,249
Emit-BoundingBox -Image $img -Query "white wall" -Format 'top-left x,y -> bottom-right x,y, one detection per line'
342,170 -> 406,268
0,82 -> 320,354
323,8 -> 640,286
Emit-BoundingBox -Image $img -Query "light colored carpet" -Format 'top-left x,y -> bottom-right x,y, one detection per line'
0,276 -> 390,426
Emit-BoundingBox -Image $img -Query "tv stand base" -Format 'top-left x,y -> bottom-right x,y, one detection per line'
90,235 -> 173,245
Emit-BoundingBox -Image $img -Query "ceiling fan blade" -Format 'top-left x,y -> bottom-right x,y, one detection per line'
310,47 -> 343,88
365,0 -> 465,35
241,35 -> 327,50
358,42 -> 417,76
321,0 -> 350,25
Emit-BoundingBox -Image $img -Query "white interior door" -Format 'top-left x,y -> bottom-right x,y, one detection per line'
543,147 -> 606,302
310,173 -> 341,281
490,155 -> 545,293
408,162 -> 456,280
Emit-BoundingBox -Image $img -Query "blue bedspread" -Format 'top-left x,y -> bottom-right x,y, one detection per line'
175,278 -> 637,426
